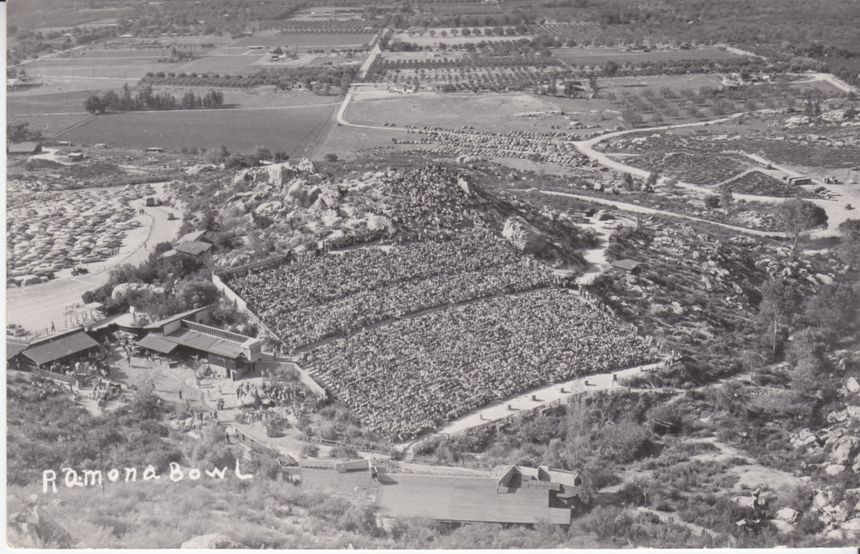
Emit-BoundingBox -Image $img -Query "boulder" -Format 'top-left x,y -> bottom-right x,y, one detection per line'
502,216 -> 553,257
842,377 -> 860,396
826,464 -> 846,476
111,282 -> 165,302
366,214 -> 392,231
790,428 -> 822,449
813,489 -> 834,510
7,506 -> 73,548
254,200 -> 283,218
181,534 -> 244,549
775,507 -> 798,523
732,495 -> 757,509
831,435 -> 860,464
769,519 -> 794,534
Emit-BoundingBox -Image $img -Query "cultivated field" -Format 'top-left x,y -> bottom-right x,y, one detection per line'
231,31 -> 376,49
6,113 -> 92,138
54,102 -> 337,155
552,46 -> 742,66
174,54 -> 265,75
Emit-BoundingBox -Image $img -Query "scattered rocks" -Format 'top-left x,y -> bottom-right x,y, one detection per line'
790,428 -> 823,449
830,435 -> 860,464
7,506 -> 73,548
180,533 -> 244,549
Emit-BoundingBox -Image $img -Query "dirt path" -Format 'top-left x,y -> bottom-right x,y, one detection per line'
537,189 -> 786,237
571,94 -> 853,237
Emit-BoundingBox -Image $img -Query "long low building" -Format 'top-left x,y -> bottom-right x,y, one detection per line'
289,461 -> 590,526
12,329 -> 101,369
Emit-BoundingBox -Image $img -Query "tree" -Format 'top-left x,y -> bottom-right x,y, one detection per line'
587,73 -> 599,98
775,198 -> 828,255
622,173 -> 635,191
603,60 -> 620,77
757,277 -> 802,359
621,106 -> 642,127
7,122 -> 41,142
720,186 -> 734,209
837,219 -> 860,269
644,171 -> 659,191
83,94 -> 106,114
204,145 -> 230,164
704,194 -> 721,209
175,280 -> 219,310
801,282 -> 858,338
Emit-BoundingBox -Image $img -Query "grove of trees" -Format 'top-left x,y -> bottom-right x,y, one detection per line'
84,84 -> 224,114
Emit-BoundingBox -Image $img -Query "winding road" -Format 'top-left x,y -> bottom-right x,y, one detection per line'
335,73 -> 856,237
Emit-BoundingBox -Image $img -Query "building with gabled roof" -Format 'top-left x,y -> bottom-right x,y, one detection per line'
137,318 -> 261,379
19,329 -> 100,368
177,230 -> 208,244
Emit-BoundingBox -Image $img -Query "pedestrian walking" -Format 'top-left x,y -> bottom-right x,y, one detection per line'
178,389 -> 183,400
50,321 -> 56,332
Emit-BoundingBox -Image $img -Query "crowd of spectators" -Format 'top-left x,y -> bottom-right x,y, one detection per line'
305,288 -> 661,441
225,231 -> 551,351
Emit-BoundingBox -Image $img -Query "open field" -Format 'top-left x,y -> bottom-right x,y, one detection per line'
7,91 -> 93,115
22,57 -> 185,90
231,31 -> 376,49
7,113 -> 92,138
391,33 -> 533,46
53,103 -> 337,155
290,6 -> 366,21
346,91 -> 598,131
60,48 -> 169,59
552,46 -> 742,66
174,54 -> 265,75
103,34 -> 232,48
319,124 -> 406,159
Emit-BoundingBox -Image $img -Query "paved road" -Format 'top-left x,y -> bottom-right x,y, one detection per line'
570,100 -> 854,237
6,188 -> 183,334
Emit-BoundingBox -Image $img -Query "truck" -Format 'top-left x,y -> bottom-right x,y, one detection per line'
145,196 -> 161,207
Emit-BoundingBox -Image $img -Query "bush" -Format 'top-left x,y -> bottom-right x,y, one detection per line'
301,444 -> 320,458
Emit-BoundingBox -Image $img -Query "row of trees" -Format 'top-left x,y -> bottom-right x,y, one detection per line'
83,84 -> 224,114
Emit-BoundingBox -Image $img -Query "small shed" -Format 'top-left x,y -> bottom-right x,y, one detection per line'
175,240 -> 213,258
610,259 -> 643,274
8,142 -> 43,156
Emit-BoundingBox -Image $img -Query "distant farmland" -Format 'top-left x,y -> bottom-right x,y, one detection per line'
230,32 -> 376,49
552,47 -> 742,66
54,103 -> 338,156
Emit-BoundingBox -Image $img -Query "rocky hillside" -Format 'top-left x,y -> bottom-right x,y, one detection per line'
202,159 -> 594,269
